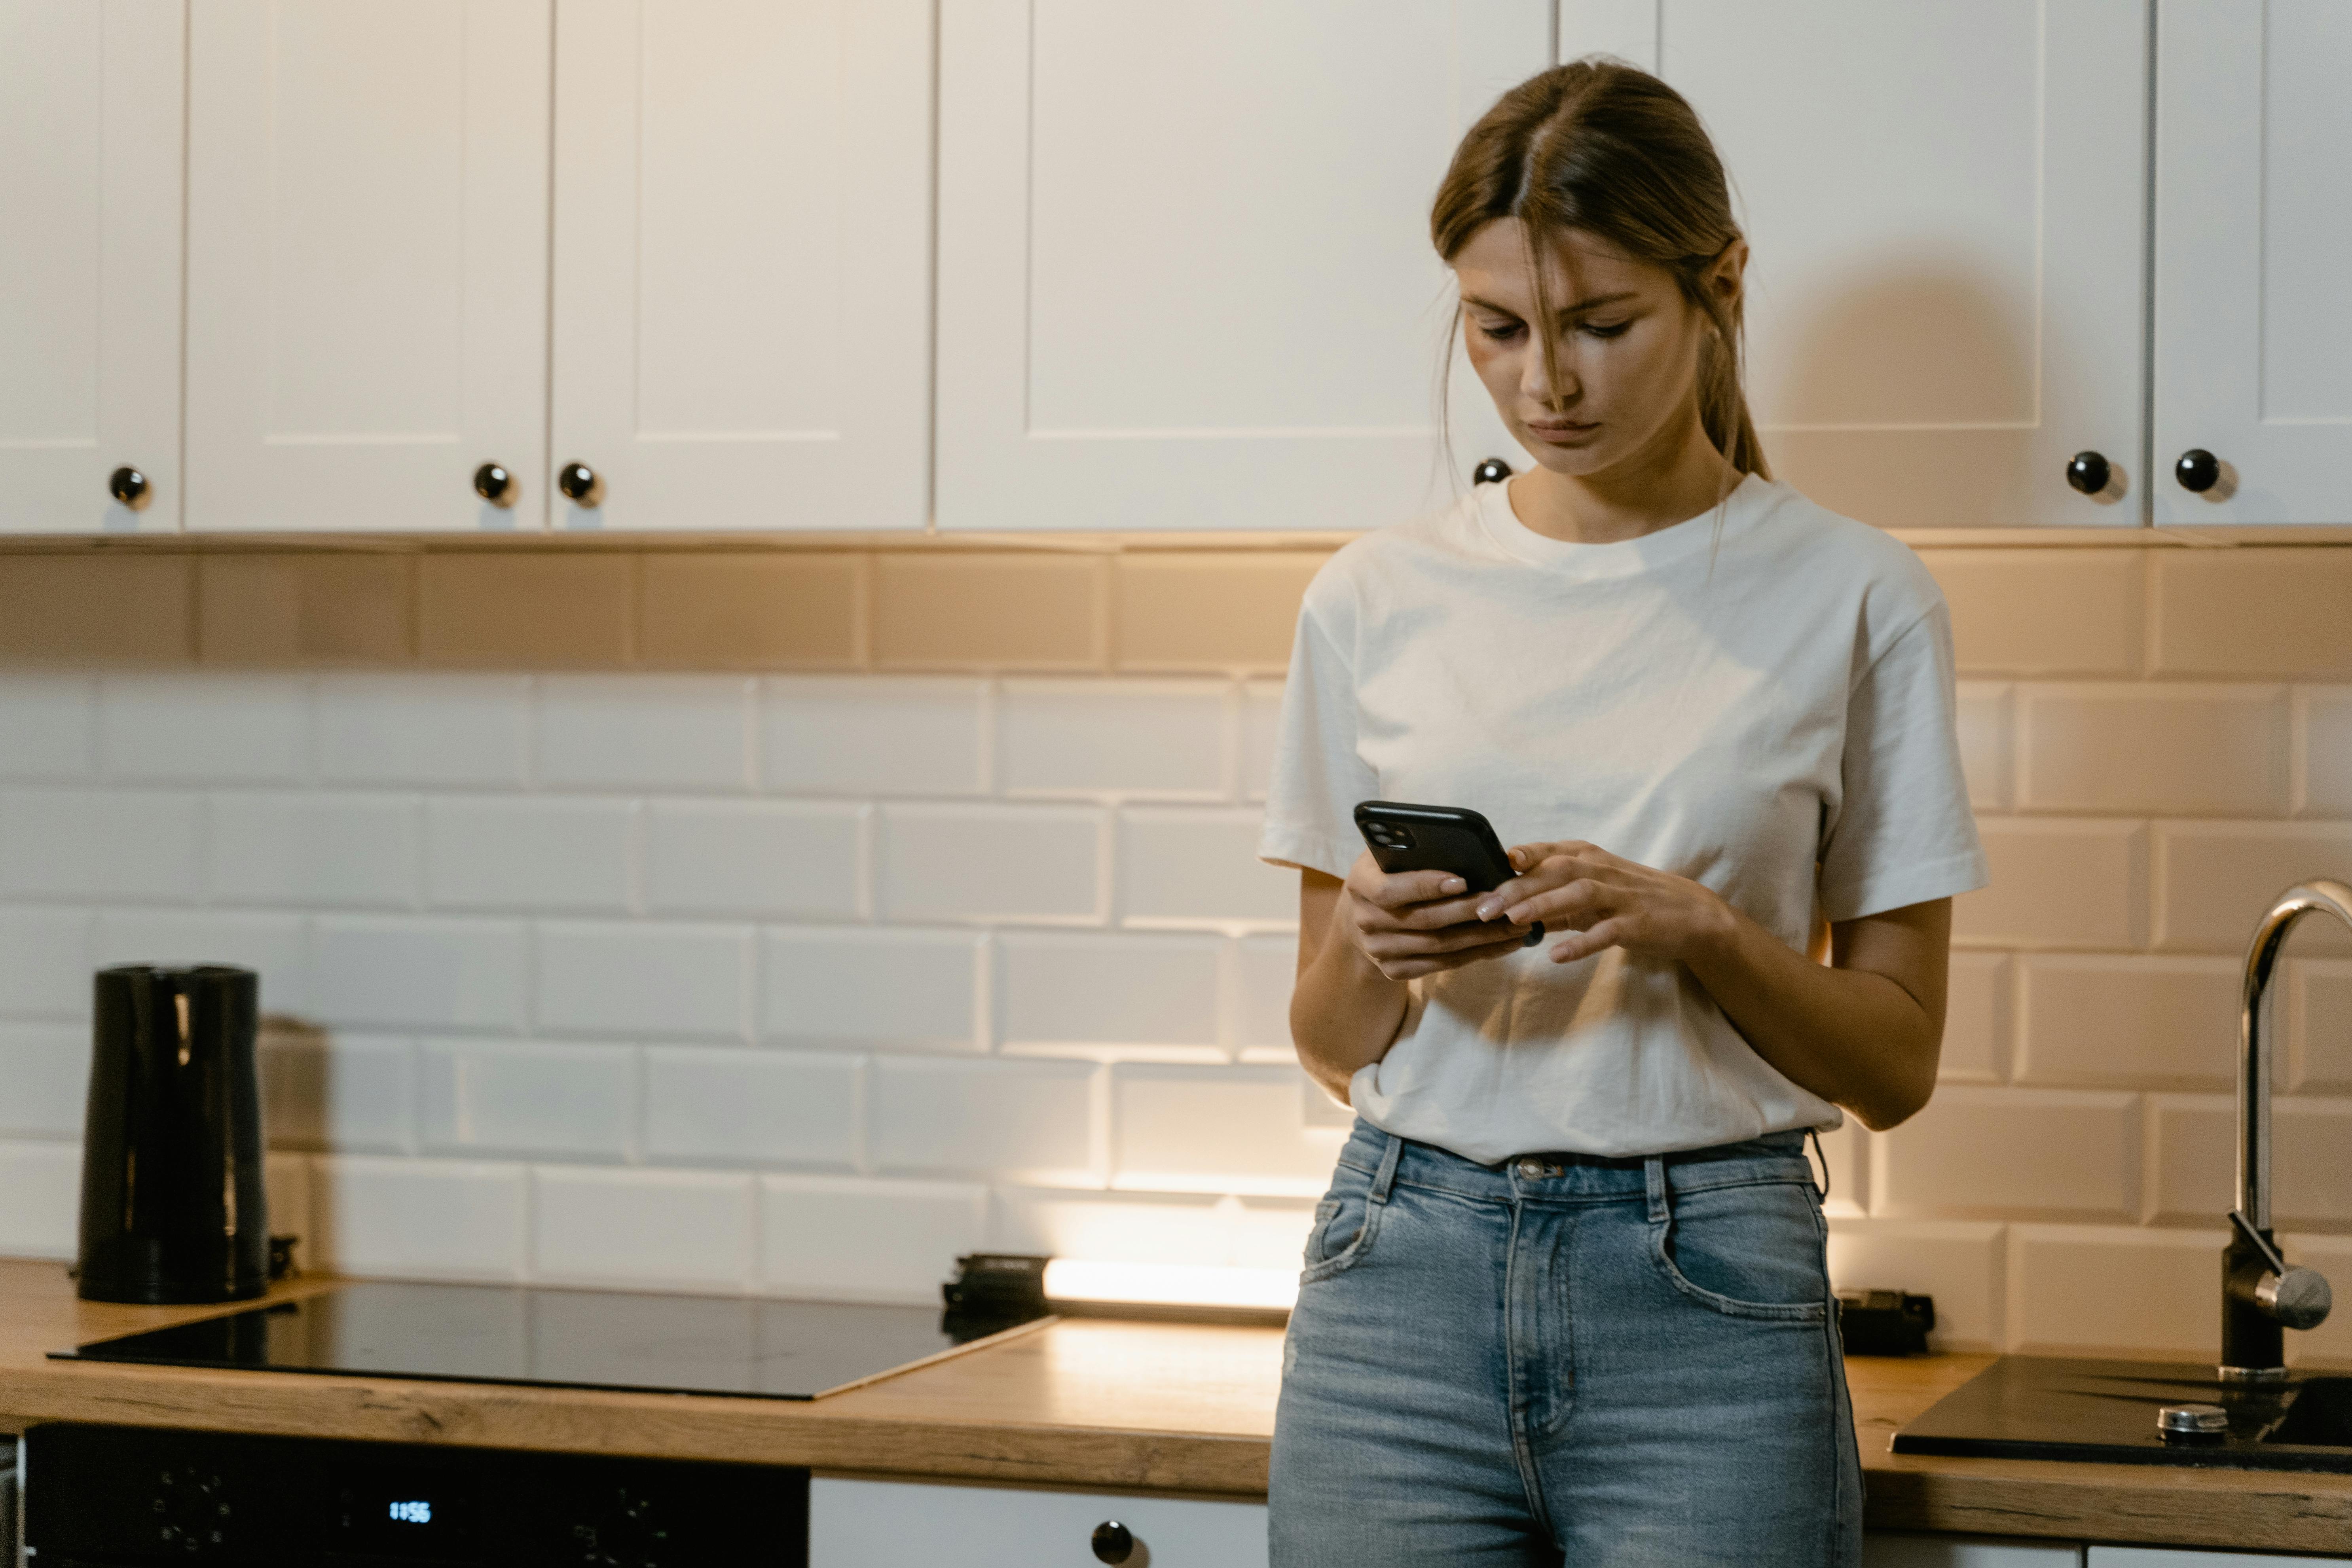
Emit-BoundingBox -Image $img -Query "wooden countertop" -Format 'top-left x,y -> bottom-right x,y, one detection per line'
3,1260 -> 2349,1555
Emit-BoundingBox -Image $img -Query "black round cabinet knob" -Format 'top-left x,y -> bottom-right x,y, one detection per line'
473,462 -> 516,506
2176,448 -> 2221,493
1091,1520 -> 1135,1564
556,461 -> 602,505
1472,457 -> 1513,485
2065,451 -> 2110,496
108,466 -> 150,508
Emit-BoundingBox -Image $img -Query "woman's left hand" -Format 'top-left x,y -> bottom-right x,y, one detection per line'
1476,840 -> 1736,966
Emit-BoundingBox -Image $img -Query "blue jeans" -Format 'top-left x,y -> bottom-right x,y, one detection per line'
1270,1119 -> 1860,1566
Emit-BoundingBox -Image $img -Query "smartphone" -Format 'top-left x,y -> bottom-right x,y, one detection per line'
1352,800 -> 1544,946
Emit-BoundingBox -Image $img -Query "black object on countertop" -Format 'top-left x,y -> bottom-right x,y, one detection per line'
23,1420 -> 804,1567
77,965 -> 268,1305
942,1252 -> 1051,1342
1893,1354 -> 2352,1473
53,1279 -> 1045,1400
1836,1289 -> 1935,1356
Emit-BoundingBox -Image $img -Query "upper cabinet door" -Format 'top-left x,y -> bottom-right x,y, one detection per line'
1586,0 -> 2149,529
0,0 -> 184,533
550,0 -> 933,532
2154,0 -> 2352,526
935,0 -> 1551,533
184,1 -> 550,532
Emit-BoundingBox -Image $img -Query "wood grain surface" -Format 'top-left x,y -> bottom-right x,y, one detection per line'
4,1260 -> 2349,1552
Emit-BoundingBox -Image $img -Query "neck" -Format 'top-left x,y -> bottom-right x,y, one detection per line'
1503,403 -> 1740,546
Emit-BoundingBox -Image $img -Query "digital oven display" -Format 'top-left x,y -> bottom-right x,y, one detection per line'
340,1479 -> 474,1557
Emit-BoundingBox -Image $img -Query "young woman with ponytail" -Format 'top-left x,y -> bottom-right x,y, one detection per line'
1258,59 -> 1986,1566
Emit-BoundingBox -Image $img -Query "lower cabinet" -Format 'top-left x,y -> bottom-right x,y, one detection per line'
1866,1536 -> 2083,1566
808,1478 -> 1270,1566
2089,1551 -> 2352,1566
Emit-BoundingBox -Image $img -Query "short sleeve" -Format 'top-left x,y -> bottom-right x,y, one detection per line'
1256,604 -> 1379,881
1816,603 -> 1989,922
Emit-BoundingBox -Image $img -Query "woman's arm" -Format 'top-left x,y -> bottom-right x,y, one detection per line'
1484,842 -> 1948,1130
1290,859 -> 1535,1103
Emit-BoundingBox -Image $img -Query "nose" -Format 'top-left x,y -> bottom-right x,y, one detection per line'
1519,336 -> 1576,410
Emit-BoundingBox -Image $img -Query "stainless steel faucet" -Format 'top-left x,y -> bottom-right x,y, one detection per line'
2222,879 -> 2348,1379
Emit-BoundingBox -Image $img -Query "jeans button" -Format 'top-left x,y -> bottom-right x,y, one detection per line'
1516,1157 -> 1544,1179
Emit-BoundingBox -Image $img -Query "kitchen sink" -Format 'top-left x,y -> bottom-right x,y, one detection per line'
1893,1356 -> 2352,1473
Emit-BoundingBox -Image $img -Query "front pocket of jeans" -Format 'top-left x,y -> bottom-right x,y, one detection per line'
1299,1185 -> 1381,1283
1647,1177 -> 1830,1323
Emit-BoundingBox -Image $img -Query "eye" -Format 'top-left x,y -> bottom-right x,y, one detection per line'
1471,318 -> 1525,343
1580,319 -> 1632,339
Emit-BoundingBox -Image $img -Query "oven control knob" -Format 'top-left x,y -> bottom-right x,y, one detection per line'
153,1468 -> 231,1555
572,1485 -> 669,1567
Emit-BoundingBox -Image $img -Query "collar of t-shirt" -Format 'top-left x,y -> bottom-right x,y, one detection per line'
1472,471 -> 1777,580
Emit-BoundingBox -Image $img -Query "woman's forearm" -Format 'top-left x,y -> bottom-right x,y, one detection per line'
1681,900 -> 1948,1130
1289,880 -> 1410,1103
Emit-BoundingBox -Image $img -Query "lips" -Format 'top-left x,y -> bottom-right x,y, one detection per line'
1523,421 -> 1598,440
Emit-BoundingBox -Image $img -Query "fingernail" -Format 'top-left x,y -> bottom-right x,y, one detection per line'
1441,877 -> 1466,895
1475,899 -> 1501,920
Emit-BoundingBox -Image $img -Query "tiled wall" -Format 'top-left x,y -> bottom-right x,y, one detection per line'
0,542 -> 2348,1363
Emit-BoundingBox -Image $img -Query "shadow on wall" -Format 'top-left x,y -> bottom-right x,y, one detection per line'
255,1014 -> 338,1272
1755,264 -> 2062,530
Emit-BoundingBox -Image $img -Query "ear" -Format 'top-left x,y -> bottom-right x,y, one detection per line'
1703,238 -> 1749,315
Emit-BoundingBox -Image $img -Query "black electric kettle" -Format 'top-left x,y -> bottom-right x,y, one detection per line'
75,965 -> 268,1304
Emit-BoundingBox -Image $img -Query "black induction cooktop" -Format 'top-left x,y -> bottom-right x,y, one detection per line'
53,1280 -> 1044,1400
1893,1354 -> 2352,1473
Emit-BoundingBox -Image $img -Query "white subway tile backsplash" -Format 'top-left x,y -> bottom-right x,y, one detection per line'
868,1057 -> 1096,1183
996,680 -> 1228,798
1240,680 -> 1282,803
757,1175 -> 986,1302
2150,1094 -> 2352,1229
0,676 -> 96,779
95,909 -> 309,1015
0,1138 -> 82,1257
1874,1086 -> 2138,1222
3,789 -> 201,901
645,800 -> 862,919
645,1046 -> 860,1168
0,1022 -> 87,1138
309,915 -> 526,1033
1939,951 -> 2009,1083
2291,958 -> 2352,1092
1825,1218 -> 2005,1352
2014,955 -> 2239,1090
2153,822 -> 2352,954
533,922 -> 750,1041
877,804 -> 1102,923
2006,1224 -> 2216,1355
266,1152 -> 312,1249
532,1166 -> 753,1289
315,675 -> 528,786
989,1187 -> 1231,1266
1117,808 -> 1294,925
760,676 -> 986,797
762,927 -> 980,1050
210,793 -> 420,908
426,796 -> 634,913
420,1039 -> 635,1159
1111,1064 -> 1341,1195
0,906 -> 94,1018
2303,687 -> 2352,815
1954,819 -> 2146,949
536,676 -> 752,791
260,1030 -> 414,1153
2017,685 -> 2290,816
1954,683 -> 2012,811
98,675 -> 307,783
998,931 -> 1220,1049
310,1155 -> 527,1280
1229,934 -> 1299,1055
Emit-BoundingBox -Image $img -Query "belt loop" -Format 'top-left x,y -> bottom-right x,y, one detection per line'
1643,1155 -> 1671,1223
1368,1132 -> 1405,1206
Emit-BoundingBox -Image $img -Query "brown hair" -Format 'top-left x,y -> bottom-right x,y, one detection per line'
1432,57 -> 1768,479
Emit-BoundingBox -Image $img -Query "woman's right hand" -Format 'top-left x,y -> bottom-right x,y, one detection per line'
1339,851 -> 1536,980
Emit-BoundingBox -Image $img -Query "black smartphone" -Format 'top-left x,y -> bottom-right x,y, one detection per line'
1352,800 -> 1544,946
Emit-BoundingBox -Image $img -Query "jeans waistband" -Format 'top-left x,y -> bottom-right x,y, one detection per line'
1333,1119 -> 1815,1203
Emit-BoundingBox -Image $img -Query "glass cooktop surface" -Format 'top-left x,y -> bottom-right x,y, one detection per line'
53,1280 -> 1030,1400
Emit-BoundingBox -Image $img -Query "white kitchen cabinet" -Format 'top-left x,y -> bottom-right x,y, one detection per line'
1865,1534 -> 2083,1567
550,0 -> 933,532
183,0 -> 550,532
0,0 -> 185,533
2090,1550 -> 2352,1567
1569,0 -> 2149,530
933,0 -> 1548,533
808,1477 -> 1269,1566
2152,0 -> 2352,527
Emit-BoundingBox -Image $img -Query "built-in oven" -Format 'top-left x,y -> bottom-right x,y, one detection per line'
19,1423 -> 807,1567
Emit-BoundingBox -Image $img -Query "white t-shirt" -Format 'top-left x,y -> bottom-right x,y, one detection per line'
1258,472 -> 1987,1164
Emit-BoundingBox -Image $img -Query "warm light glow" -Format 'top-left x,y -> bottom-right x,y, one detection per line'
1042,1259 -> 1299,1312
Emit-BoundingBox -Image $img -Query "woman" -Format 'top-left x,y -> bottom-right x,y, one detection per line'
1258,59 -> 1986,1567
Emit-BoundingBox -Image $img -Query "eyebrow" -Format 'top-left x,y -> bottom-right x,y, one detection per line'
1461,290 -> 1639,319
